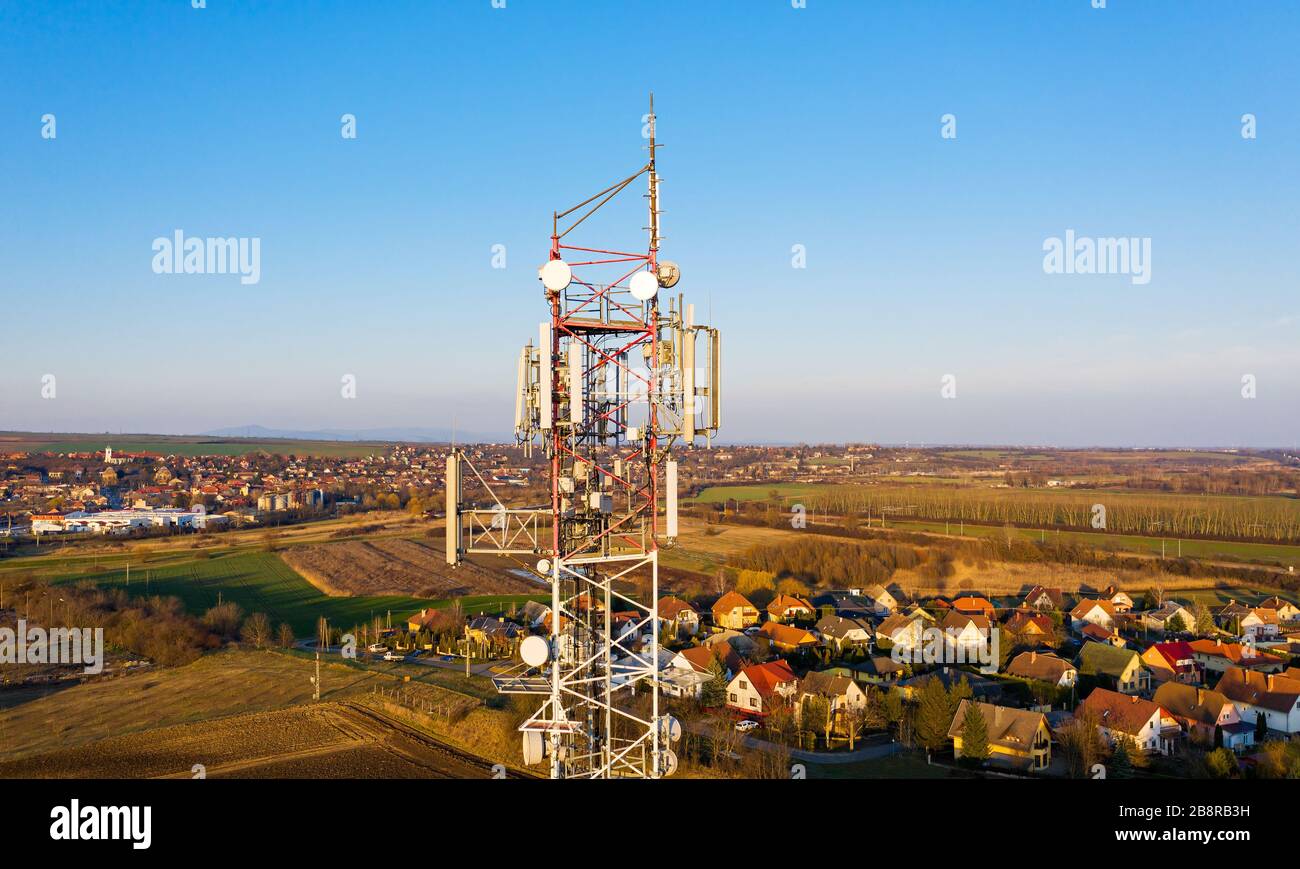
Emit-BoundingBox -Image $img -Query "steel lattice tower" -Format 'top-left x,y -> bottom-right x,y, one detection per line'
447,97 -> 720,778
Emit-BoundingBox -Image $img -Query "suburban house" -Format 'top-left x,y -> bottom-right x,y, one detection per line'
1101,586 -> 1135,613
1003,609 -> 1055,641
1140,601 -> 1196,634
899,667 -> 1002,702
658,596 -> 700,638
1238,608 -> 1281,641
465,616 -> 521,653
407,608 -> 442,633
1078,643 -> 1150,695
1007,650 -> 1077,687
521,600 -> 552,629
876,609 -> 931,654
1215,600 -> 1253,632
1216,667 -> 1300,736
673,645 -> 727,680
1152,682 -> 1253,751
947,700 -> 1052,771
854,655 -> 907,685
1188,639 -> 1284,675
766,593 -> 815,623
756,620 -> 819,654
1080,688 -> 1179,756
863,583 -> 902,616
701,631 -> 751,674
657,649 -> 714,700
1258,596 -> 1300,622
1080,622 -> 1126,647
811,590 -> 875,619
1022,585 -> 1065,612
795,670 -> 867,734
726,659 -> 798,717
712,591 -> 760,630
1140,641 -> 1202,685
949,595 -> 996,619
1070,599 -> 1117,634
938,611 -> 993,661
816,613 -> 874,654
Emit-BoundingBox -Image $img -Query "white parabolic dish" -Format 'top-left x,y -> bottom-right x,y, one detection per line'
540,259 -> 572,291
629,269 -> 659,301
520,635 -> 550,668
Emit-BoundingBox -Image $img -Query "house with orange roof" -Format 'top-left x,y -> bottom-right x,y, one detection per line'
1079,687 -> 1179,756
1070,598 -> 1116,634
1141,641 -> 1202,685
711,591 -> 759,630
726,659 -> 798,717
1003,608 -> 1054,640
1188,639 -> 1284,676
657,596 -> 699,638
951,595 -> 996,618
756,621 -> 819,655
766,593 -> 815,623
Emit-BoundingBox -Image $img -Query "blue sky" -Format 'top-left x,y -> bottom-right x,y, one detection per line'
1,0 -> 1296,446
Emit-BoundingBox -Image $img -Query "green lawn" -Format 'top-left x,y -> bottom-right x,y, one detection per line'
40,550 -> 544,636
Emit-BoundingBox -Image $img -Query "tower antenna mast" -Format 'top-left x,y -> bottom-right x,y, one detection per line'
446,97 -> 721,779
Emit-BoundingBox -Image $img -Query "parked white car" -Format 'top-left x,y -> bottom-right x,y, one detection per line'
367,643 -> 387,653
734,720 -> 759,733
383,651 -> 405,662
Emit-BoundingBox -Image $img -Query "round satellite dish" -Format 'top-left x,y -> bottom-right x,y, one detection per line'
661,748 -> 679,777
656,260 -> 681,288
660,714 -> 682,742
540,259 -> 572,292
520,635 -> 550,668
536,558 -> 551,575
522,731 -> 544,766
629,270 -> 659,301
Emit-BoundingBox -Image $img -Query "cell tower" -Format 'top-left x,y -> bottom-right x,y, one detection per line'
445,96 -> 721,779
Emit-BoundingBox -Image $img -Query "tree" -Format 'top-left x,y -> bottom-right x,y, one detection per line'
699,656 -> 727,708
801,694 -> 833,748
276,622 -> 295,648
1256,711 -> 1269,743
201,601 -> 244,638
1191,601 -> 1215,636
1110,735 -> 1134,779
916,676 -> 953,754
1058,705 -> 1106,778
241,612 -> 272,648
883,687 -> 904,731
1203,747 -> 1236,779
959,702 -> 989,765
1166,613 -> 1188,635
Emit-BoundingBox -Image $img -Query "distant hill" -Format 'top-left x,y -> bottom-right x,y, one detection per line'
201,424 -> 508,443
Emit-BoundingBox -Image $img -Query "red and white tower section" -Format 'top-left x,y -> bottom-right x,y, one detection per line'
445,98 -> 721,779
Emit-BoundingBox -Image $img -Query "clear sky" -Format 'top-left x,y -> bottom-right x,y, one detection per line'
2,0 -> 1296,447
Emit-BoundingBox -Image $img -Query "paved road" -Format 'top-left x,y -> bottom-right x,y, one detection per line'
687,718 -> 901,763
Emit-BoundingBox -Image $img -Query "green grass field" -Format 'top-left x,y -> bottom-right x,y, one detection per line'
30,550 -> 543,636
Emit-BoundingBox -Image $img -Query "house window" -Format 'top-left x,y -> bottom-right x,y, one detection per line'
749,697 -> 757,708
728,693 -> 737,703
739,680 -> 747,690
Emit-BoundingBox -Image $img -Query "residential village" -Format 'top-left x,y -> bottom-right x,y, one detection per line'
390,580 -> 1300,778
